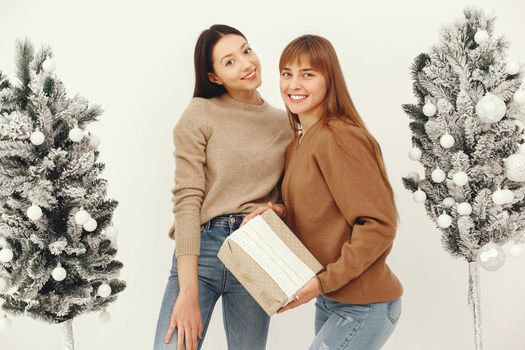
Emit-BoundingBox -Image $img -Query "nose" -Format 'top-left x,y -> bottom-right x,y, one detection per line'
288,76 -> 302,90
240,56 -> 254,71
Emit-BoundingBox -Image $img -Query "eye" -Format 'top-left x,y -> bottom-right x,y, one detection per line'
244,47 -> 252,54
281,71 -> 291,77
225,59 -> 234,67
303,72 -> 314,78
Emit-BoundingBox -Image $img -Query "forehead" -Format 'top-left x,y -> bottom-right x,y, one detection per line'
281,55 -> 313,69
212,34 -> 247,61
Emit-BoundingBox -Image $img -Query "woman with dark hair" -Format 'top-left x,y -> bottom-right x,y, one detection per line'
153,25 -> 290,350
244,34 -> 403,349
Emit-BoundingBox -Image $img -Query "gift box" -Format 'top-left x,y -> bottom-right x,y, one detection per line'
217,209 -> 323,316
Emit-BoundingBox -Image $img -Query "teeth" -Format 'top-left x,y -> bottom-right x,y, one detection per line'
243,70 -> 256,79
290,95 -> 307,101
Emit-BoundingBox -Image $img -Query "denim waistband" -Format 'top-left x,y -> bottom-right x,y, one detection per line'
201,214 -> 245,231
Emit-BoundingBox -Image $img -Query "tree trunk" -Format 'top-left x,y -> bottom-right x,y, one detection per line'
61,319 -> 75,350
468,262 -> 483,350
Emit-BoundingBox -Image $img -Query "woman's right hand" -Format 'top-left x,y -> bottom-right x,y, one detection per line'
165,292 -> 203,350
241,201 -> 286,227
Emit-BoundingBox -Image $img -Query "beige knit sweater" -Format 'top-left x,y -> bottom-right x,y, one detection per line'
169,93 -> 292,257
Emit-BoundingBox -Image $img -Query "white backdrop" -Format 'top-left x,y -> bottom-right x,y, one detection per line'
1,0 -> 525,349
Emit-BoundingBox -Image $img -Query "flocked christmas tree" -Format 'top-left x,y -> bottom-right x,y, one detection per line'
0,39 -> 125,350
402,7 -> 525,350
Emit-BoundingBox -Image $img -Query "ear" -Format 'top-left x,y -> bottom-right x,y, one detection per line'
208,72 -> 223,85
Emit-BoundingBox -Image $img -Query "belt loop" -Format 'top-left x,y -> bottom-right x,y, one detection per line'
205,220 -> 211,231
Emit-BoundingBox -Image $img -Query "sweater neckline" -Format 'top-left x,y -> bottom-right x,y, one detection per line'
296,119 -> 323,148
220,93 -> 268,112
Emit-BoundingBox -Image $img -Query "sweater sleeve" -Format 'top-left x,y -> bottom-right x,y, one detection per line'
170,99 -> 210,257
315,126 -> 397,294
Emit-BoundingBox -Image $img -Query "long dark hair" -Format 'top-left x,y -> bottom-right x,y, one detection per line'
193,25 -> 246,98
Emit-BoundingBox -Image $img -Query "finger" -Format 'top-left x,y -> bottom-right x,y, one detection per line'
191,327 -> 199,350
198,321 -> 203,339
177,325 -> 184,350
270,203 -> 283,216
165,321 -> 176,344
185,326 -> 193,350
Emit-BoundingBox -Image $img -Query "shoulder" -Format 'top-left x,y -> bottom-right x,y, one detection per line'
175,98 -> 212,134
316,118 -> 376,158
183,97 -> 212,116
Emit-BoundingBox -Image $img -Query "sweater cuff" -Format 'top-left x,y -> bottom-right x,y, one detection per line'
174,216 -> 201,257
316,270 -> 341,294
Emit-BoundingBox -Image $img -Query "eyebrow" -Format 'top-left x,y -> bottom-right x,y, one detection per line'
220,42 -> 249,64
281,67 -> 314,72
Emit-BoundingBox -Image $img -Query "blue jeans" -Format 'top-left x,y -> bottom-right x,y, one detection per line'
310,296 -> 401,350
153,214 -> 270,350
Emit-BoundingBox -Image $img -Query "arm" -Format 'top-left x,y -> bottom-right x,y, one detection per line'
315,126 -> 397,294
164,100 -> 209,349
171,100 -> 209,257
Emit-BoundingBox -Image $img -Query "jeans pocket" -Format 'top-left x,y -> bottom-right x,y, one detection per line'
387,299 -> 401,325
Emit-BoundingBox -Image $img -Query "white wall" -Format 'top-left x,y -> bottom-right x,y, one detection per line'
1,0 -> 524,349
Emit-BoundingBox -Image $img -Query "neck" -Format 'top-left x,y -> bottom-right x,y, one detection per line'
227,89 -> 262,105
298,111 -> 322,134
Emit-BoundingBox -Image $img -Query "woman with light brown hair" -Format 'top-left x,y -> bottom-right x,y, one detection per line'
244,34 -> 403,349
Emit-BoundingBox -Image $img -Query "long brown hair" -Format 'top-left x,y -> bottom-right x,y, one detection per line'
193,25 -> 246,98
279,35 -> 398,219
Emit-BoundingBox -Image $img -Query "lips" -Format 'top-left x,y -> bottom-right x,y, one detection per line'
288,94 -> 308,103
241,69 -> 257,80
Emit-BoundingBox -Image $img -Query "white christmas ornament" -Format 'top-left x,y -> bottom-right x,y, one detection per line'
475,94 -> 507,123
74,209 -> 91,225
0,248 -> 13,263
502,189 -> 514,203
408,147 -> 422,161
51,265 -> 67,281
474,29 -> 489,45
440,133 -> 455,148
492,189 -> 509,205
104,226 -> 119,239
97,283 -> 112,298
443,197 -> 455,208
83,218 -> 98,232
514,89 -> 525,105
423,102 -> 437,117
505,153 -> 525,182
457,202 -> 472,216
478,243 -> 506,271
30,130 -> 45,145
453,171 -> 469,186
437,212 -> 452,228
42,58 -> 56,73
509,244 -> 523,258
0,315 -> 12,330
68,127 -> 83,142
0,276 -> 9,292
99,310 -> 111,323
505,60 -> 521,76
110,240 -> 118,250
89,134 -> 100,148
413,189 -> 426,203
26,204 -> 42,221
431,168 -> 446,183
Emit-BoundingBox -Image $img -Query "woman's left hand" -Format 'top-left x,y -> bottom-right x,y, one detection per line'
277,277 -> 322,314
241,202 -> 286,227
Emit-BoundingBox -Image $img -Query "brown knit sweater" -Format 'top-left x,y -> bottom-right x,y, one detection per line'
282,118 -> 403,304
170,94 -> 292,257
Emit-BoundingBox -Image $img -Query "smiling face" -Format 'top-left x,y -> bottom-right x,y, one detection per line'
208,34 -> 262,95
280,58 -> 327,119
